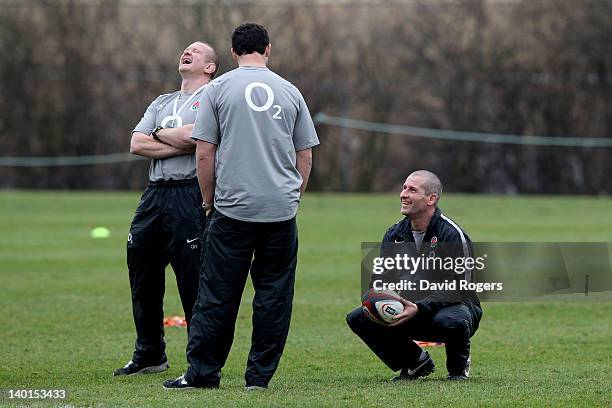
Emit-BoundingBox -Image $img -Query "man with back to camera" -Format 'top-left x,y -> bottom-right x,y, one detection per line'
346,170 -> 483,381
162,22 -> 320,390
113,41 -> 219,376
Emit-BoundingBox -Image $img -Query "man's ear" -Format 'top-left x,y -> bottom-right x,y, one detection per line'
264,43 -> 271,58
204,63 -> 216,75
428,194 -> 438,206
230,48 -> 238,62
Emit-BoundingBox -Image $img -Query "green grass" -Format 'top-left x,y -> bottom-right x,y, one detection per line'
0,191 -> 611,407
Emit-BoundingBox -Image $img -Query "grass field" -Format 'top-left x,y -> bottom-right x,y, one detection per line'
1,191 -> 611,407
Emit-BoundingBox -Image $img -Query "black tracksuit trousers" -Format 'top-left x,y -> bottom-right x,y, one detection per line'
185,211 -> 298,388
127,179 -> 203,365
346,302 -> 481,376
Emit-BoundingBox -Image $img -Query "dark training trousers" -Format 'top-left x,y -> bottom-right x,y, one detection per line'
127,178 -> 204,365
346,303 -> 482,376
185,211 -> 298,388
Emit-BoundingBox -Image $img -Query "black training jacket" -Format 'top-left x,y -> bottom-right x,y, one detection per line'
380,207 -> 481,320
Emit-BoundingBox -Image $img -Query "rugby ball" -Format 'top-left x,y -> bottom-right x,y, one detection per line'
361,289 -> 405,325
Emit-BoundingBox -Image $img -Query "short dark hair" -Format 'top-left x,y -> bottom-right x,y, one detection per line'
231,22 -> 270,56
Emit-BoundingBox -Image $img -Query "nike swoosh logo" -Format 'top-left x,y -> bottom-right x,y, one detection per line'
186,237 -> 199,243
394,239 -> 404,243
407,358 -> 429,376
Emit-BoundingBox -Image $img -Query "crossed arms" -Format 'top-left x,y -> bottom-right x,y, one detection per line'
130,124 -> 195,159
131,125 -> 314,204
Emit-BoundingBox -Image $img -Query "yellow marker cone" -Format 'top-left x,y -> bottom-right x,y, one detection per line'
90,227 -> 111,239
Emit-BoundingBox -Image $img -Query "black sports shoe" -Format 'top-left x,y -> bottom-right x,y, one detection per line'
163,375 -> 195,390
391,351 -> 435,381
448,355 -> 470,381
163,374 -> 219,390
113,359 -> 169,376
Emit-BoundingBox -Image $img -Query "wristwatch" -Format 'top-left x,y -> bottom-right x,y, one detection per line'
151,126 -> 164,142
201,202 -> 214,211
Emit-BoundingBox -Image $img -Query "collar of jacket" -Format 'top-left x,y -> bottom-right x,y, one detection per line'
398,207 -> 442,245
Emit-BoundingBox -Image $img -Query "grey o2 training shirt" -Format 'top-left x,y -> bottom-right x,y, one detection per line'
133,90 -> 204,181
191,66 -> 320,222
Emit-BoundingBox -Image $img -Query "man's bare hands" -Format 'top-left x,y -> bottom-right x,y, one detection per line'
156,124 -> 195,149
388,298 -> 418,327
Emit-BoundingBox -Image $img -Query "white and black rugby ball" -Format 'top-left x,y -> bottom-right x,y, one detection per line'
361,289 -> 405,325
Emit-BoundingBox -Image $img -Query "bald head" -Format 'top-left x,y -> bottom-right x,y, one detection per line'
408,170 -> 442,204
408,170 -> 443,205
196,41 -> 219,78
179,41 -> 219,80
400,170 -> 443,227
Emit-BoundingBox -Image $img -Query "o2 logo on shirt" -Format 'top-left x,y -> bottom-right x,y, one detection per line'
244,82 -> 282,120
160,115 -> 182,128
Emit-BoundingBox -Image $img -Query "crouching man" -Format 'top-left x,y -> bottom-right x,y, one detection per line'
346,170 -> 483,381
